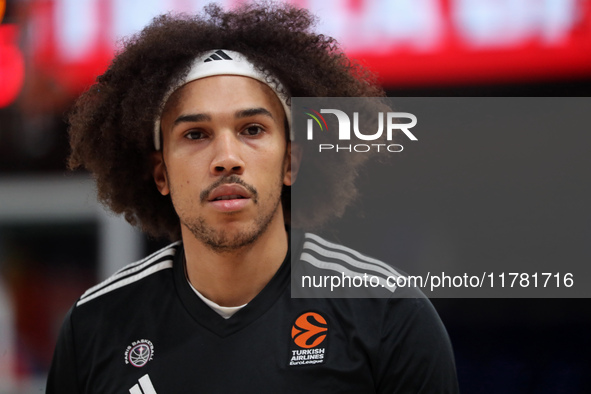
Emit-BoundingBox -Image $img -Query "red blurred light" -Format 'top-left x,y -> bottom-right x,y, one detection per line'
23,0 -> 591,93
0,24 -> 25,108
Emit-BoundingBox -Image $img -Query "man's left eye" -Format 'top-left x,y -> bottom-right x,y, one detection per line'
185,130 -> 206,140
243,125 -> 264,136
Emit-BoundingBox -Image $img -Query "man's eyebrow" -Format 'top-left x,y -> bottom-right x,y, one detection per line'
173,113 -> 211,125
235,107 -> 274,120
173,108 -> 274,126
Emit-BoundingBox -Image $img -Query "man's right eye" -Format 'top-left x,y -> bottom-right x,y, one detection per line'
185,130 -> 206,140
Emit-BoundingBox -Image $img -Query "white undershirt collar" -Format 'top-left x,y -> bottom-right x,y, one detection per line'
187,280 -> 247,319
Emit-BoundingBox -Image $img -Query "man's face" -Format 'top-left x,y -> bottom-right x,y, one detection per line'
153,75 -> 294,252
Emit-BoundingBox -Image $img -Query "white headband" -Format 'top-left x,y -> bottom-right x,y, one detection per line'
153,49 -> 292,150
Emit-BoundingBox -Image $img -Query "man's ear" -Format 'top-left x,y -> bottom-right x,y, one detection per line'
284,142 -> 303,186
151,151 -> 170,195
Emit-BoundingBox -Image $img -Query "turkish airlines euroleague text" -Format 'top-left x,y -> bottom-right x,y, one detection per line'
289,312 -> 328,366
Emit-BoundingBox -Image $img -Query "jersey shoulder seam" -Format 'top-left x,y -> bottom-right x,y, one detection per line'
76,241 -> 181,307
301,232 -> 404,280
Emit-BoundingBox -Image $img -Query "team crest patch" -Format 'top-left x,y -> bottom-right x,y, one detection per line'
124,339 -> 154,367
289,311 -> 328,366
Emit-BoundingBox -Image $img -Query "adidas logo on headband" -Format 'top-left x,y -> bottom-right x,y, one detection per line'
203,50 -> 233,62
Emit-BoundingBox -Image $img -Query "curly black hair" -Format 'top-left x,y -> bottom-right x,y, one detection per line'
68,1 -> 385,241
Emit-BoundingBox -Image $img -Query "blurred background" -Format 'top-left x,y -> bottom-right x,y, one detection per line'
1,0 -> 590,392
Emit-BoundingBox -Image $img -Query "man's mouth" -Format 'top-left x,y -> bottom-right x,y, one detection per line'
206,184 -> 253,212
208,187 -> 251,212
200,175 -> 258,205
212,194 -> 246,201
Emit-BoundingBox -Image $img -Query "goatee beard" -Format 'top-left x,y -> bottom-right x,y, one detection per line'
183,194 -> 281,254
182,172 -> 283,253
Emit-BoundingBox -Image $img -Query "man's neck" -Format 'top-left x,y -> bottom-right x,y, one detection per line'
181,216 -> 288,307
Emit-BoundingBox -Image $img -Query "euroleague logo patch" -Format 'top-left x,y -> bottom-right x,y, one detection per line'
289,311 -> 328,366
124,339 -> 154,367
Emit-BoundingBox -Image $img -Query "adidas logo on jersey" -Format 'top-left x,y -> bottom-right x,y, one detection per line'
203,50 -> 233,62
129,374 -> 157,394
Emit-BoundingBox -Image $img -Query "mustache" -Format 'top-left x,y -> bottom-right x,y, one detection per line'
200,175 -> 258,204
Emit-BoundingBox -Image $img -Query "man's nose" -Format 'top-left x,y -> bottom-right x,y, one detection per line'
210,132 -> 245,176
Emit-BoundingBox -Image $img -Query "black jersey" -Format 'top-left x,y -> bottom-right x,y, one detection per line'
47,230 -> 459,393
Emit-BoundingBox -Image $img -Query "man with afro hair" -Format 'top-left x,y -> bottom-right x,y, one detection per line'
47,2 -> 459,393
